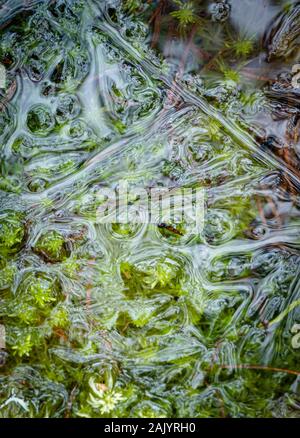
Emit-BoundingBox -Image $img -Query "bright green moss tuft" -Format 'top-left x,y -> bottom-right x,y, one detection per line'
33,230 -> 69,262
0,212 -> 24,255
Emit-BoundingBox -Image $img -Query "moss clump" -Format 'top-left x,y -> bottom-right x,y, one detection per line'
121,257 -> 185,298
0,0 -> 299,420
0,261 -> 16,290
0,366 -> 68,418
0,212 -> 24,255
4,272 -> 63,326
27,105 -> 55,136
33,230 -> 69,262
170,1 -> 198,30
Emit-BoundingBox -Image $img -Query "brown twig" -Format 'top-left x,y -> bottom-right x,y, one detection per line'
241,69 -> 276,83
150,0 -> 165,49
149,0 -> 164,24
190,43 -> 212,62
164,21 -> 175,58
178,23 -> 199,77
266,196 -> 282,227
201,48 -> 227,72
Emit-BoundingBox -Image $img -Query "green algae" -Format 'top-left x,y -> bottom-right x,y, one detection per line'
0,0 -> 300,418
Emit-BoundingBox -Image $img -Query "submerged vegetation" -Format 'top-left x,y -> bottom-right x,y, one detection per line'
0,0 -> 300,418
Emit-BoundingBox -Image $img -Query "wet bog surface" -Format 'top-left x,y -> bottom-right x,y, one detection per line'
0,0 -> 300,418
